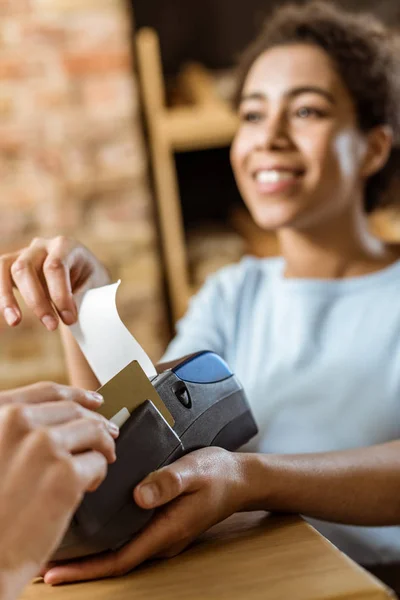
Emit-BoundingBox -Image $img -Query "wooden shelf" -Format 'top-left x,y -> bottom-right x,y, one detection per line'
135,27 -> 239,323
161,106 -> 237,152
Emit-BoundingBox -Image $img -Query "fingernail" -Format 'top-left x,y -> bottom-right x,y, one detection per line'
89,392 -> 104,405
107,421 -> 120,436
4,307 -> 19,326
61,310 -> 76,325
41,315 -> 58,331
139,483 -> 159,507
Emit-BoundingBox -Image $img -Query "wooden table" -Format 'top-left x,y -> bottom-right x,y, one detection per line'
21,513 -> 396,600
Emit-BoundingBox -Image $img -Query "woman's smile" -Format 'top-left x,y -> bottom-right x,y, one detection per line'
252,166 -> 305,195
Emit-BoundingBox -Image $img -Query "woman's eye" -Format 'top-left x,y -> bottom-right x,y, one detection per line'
295,106 -> 325,119
241,111 -> 264,123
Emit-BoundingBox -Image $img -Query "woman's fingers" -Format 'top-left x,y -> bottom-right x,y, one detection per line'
0,252 -> 22,326
42,237 -> 79,325
0,237 -> 81,331
0,236 -> 110,328
43,499 -> 197,585
10,242 -> 59,331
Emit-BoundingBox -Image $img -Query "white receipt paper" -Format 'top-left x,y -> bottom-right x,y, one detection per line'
69,281 -> 157,385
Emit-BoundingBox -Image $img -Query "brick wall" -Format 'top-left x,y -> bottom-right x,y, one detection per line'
0,0 -> 168,389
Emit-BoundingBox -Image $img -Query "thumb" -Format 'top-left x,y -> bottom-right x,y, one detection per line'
134,465 -> 189,509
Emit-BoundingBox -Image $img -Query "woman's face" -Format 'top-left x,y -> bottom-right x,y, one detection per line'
231,43 -> 371,231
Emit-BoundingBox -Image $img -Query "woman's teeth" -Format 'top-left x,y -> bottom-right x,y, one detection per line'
255,170 -> 298,183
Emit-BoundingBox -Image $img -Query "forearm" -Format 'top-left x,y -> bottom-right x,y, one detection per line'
59,325 -> 100,390
240,441 -> 400,526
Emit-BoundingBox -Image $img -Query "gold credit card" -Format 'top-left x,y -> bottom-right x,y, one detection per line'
96,360 -> 175,427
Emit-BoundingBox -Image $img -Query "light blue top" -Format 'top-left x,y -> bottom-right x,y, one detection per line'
163,256 -> 400,564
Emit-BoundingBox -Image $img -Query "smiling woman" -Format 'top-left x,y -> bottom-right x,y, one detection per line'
233,1 -> 400,219
3,0 -> 400,590
231,41 -> 385,233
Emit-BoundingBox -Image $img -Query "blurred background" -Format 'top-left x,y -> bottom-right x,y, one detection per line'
1,0 -> 400,390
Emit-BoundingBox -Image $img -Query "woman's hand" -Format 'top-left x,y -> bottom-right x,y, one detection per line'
42,447 -> 249,584
0,236 -> 110,331
0,382 -> 119,600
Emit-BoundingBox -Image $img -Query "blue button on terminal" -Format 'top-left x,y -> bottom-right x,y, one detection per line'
172,351 -> 233,384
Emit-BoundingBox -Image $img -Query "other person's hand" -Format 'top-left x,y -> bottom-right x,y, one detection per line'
0,382 -> 118,600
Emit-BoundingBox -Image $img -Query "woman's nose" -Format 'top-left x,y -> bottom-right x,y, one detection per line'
259,113 -> 292,151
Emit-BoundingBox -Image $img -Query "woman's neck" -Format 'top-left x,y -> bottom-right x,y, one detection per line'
278,206 -> 397,279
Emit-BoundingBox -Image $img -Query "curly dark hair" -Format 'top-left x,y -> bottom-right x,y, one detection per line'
234,1 -> 400,213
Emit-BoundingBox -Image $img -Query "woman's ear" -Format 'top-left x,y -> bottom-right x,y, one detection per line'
361,125 -> 393,178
